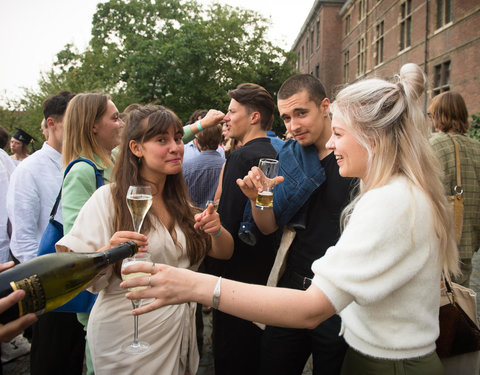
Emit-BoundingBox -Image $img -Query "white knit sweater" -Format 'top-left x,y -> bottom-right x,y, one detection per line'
312,176 -> 442,359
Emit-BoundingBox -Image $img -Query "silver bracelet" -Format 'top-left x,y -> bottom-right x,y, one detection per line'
212,276 -> 222,309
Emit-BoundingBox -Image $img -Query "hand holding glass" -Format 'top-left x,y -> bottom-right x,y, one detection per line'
121,252 -> 152,354
255,158 -> 279,209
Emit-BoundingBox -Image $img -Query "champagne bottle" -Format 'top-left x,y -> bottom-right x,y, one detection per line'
0,241 -> 138,324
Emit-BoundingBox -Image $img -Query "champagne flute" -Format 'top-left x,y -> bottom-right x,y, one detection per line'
121,252 -> 152,354
122,185 -> 153,354
126,186 -> 153,233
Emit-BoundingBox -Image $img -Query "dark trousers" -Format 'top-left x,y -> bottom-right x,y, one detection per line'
259,269 -> 348,375
213,310 -> 264,375
30,312 -> 85,375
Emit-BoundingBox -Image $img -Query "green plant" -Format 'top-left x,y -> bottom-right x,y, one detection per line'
466,113 -> 480,141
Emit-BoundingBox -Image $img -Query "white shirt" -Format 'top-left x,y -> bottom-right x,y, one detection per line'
0,149 -> 16,263
7,142 -> 63,263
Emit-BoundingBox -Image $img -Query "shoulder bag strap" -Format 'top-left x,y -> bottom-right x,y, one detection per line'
48,158 -> 105,220
448,134 -> 462,195
442,271 -> 456,306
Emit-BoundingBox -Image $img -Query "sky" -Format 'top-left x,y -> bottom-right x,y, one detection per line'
0,0 -> 313,103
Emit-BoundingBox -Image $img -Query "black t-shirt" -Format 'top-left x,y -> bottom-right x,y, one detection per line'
216,137 -> 278,284
287,152 -> 357,278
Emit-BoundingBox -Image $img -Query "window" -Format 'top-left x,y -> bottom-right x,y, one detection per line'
344,50 -> 350,83
311,30 -> 314,54
316,21 -> 320,47
315,64 -> 320,78
358,0 -> 366,21
301,46 -> 304,66
345,14 -> 351,35
433,61 -> 451,96
357,38 -> 365,75
306,39 -> 309,59
375,21 -> 384,65
400,0 -> 412,50
437,0 -> 452,29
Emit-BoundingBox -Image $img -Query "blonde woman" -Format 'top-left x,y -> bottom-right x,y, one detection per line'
123,64 -> 459,374
61,93 -> 124,374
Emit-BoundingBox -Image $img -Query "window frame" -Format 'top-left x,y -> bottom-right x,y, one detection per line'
357,37 -> 365,76
432,60 -> 451,96
436,0 -> 452,29
375,21 -> 385,66
399,0 -> 412,51
344,50 -> 350,83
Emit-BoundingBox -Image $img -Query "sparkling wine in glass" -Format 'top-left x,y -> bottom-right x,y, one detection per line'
121,252 -> 152,354
126,186 -> 153,233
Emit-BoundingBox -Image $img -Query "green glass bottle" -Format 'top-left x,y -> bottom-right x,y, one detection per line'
0,241 -> 138,324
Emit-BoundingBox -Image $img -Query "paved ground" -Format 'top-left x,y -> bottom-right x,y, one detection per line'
5,252 -> 480,374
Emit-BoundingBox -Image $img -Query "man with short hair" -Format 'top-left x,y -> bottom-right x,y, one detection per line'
7,91 -> 87,375
212,83 -> 279,374
40,118 -> 48,140
7,91 -> 74,263
238,74 -> 356,375
183,124 -> 225,209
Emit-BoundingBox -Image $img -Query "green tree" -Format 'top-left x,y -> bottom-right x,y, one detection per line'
56,0 -> 295,130
2,0 -> 296,139
467,113 -> 480,141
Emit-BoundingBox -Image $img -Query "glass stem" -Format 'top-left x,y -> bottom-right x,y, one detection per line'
131,299 -> 140,346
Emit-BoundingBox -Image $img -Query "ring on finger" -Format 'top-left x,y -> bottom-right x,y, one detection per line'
148,275 -> 152,287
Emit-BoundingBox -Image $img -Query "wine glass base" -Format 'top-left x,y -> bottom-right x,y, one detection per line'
121,341 -> 150,355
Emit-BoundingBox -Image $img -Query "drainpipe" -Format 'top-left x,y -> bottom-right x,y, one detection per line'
424,0 -> 430,114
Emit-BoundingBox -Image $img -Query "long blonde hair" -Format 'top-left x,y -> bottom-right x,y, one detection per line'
332,63 -> 459,276
62,93 -> 113,168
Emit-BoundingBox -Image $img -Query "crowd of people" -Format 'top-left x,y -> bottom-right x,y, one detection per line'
0,62 -> 479,375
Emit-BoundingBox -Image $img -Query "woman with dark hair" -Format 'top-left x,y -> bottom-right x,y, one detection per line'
57,105 -> 233,374
429,91 -> 480,287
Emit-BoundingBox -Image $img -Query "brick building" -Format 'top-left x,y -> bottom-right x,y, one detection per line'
292,0 -> 480,115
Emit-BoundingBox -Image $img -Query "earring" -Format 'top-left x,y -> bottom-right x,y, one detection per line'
137,157 -> 141,165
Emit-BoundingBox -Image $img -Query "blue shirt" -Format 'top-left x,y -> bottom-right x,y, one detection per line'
267,130 -> 285,154
183,141 -> 225,163
182,150 -> 225,208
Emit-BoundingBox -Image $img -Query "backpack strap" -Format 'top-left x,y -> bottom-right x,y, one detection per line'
49,158 -> 105,220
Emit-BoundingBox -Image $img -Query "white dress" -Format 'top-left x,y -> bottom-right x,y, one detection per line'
56,185 -> 199,375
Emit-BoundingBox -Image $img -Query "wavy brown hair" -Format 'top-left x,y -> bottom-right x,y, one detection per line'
428,91 -> 469,134
111,105 -> 211,271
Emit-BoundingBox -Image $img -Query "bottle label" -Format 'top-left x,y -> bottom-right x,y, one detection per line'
10,275 -> 46,316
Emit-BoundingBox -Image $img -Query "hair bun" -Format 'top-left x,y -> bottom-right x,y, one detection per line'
398,63 -> 426,101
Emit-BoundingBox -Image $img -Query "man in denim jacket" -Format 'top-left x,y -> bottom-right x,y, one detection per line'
237,74 -> 356,375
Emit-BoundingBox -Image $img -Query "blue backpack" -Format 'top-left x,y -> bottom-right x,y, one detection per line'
37,158 -> 104,313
